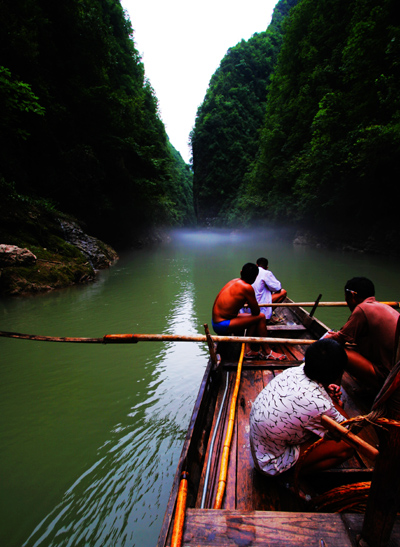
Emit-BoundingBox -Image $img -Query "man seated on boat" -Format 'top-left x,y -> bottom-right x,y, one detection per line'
323,277 -> 399,391
250,339 -> 353,476
253,257 -> 287,324
212,262 -> 286,361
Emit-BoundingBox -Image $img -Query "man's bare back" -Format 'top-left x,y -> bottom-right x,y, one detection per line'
211,263 -> 286,361
212,278 -> 259,322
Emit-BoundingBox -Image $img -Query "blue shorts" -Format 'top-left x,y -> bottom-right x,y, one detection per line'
212,319 -> 231,335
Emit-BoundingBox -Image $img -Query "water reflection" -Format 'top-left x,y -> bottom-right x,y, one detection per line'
172,227 -> 254,246
20,261 -> 206,547
25,382 -> 185,547
2,228 -> 400,547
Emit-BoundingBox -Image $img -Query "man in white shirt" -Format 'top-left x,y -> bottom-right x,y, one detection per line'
253,257 -> 287,321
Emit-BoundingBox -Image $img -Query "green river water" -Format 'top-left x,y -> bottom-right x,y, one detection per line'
1,228 -> 400,547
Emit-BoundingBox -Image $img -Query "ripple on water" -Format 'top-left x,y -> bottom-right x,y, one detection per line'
23,338 -> 206,547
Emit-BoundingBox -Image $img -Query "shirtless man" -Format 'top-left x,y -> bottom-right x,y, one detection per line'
212,263 -> 286,360
324,277 -> 399,391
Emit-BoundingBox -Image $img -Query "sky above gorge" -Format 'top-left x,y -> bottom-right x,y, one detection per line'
120,0 -> 278,163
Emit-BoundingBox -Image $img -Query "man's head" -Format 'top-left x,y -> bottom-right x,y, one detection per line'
256,257 -> 269,270
241,263 -> 259,285
304,339 -> 347,387
344,277 -> 375,311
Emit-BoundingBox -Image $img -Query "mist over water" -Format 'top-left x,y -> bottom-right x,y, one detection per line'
1,228 -> 399,546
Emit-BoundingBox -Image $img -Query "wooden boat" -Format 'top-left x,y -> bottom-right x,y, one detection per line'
157,298 -> 400,546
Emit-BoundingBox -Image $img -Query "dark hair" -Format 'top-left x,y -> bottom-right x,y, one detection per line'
241,263 -> 259,284
304,339 -> 347,385
256,257 -> 269,269
345,277 -> 375,299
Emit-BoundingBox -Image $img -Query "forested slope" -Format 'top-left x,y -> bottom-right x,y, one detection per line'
192,0 -> 400,252
242,0 -> 399,247
0,0 -> 194,249
191,0 -> 298,224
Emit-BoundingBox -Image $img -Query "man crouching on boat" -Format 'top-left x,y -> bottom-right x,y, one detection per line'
212,262 -> 285,361
323,277 -> 399,392
250,339 -> 353,476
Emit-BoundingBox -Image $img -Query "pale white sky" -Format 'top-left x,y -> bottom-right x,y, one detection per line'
120,0 -> 278,163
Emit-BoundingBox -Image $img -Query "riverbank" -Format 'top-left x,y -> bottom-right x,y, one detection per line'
0,199 -> 118,296
2,197 -> 398,298
292,222 -> 400,257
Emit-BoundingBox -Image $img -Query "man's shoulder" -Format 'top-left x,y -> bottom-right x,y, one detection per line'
223,277 -> 239,290
229,278 -> 252,294
256,268 -> 272,282
360,297 -> 399,319
357,296 -> 383,313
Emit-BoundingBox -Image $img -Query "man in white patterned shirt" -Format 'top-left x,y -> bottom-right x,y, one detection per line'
250,339 -> 353,476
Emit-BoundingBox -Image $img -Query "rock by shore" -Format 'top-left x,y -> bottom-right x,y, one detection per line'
0,201 -> 118,297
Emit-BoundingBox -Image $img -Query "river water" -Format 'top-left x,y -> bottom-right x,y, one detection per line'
1,228 -> 399,547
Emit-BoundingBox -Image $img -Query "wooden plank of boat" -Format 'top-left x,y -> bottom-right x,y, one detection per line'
176,510 -> 400,546
157,297 -> 399,547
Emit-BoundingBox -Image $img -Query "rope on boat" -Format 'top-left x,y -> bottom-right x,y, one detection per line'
294,414 -> 380,484
293,409 -> 400,513
320,415 -> 379,460
313,482 -> 371,513
213,343 -> 245,509
201,370 -> 230,508
170,471 -> 189,547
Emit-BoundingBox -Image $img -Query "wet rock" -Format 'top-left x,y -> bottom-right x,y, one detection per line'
0,244 -> 37,267
59,219 -> 118,269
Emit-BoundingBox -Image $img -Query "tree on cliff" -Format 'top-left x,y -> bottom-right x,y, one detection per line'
238,0 -> 400,243
190,0 -> 298,224
0,0 -> 194,246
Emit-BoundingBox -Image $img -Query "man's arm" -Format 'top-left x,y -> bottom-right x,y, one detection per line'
326,307 -> 364,345
264,270 -> 282,293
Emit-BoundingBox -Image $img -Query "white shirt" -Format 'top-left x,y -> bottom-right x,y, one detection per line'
252,267 -> 281,320
249,365 -> 345,476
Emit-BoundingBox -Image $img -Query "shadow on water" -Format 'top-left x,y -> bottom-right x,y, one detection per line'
1,228 -> 400,546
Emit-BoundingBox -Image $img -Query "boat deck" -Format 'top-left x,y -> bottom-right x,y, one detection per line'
171,342 -> 394,546
159,308 -> 400,546
195,353 -> 377,513
178,510 -> 400,546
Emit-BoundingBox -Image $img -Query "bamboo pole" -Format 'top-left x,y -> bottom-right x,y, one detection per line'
213,343 -> 245,509
204,323 -> 218,366
170,471 -> 189,547
320,415 -> 379,461
254,301 -> 399,308
0,330 -> 316,345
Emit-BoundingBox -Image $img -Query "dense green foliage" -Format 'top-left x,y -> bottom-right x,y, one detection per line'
192,0 -> 400,248
0,0 -> 193,247
191,0 -> 298,223
242,0 -> 399,242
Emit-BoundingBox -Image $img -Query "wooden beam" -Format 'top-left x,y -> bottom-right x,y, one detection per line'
320,415 -> 379,461
253,301 -> 399,308
0,330 -> 317,345
179,509 -> 391,546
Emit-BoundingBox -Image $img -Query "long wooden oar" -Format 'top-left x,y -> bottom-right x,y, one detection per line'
213,342 -> 245,509
256,301 -> 399,308
0,330 -> 316,345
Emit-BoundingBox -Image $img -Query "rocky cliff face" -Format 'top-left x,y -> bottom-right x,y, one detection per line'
59,219 -> 118,270
0,200 -> 118,296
